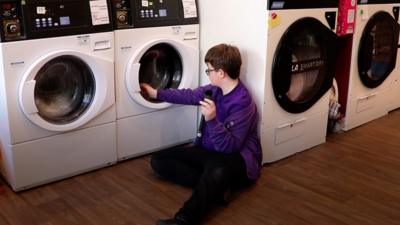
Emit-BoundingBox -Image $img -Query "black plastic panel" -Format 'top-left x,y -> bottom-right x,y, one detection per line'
0,0 -> 113,42
268,0 -> 338,10
111,0 -> 198,29
358,0 -> 399,5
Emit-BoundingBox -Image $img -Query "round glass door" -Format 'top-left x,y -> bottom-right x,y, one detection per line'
358,11 -> 399,88
138,43 -> 183,102
34,55 -> 95,124
272,17 -> 337,113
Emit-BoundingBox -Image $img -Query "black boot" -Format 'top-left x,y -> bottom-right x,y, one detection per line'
217,188 -> 233,206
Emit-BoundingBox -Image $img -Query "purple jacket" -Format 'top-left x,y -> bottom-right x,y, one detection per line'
157,81 -> 262,180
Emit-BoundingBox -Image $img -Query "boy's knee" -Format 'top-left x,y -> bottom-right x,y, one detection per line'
208,167 -> 228,183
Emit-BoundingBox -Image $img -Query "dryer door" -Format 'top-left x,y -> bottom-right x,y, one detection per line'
19,50 -> 114,132
272,17 -> 338,113
125,39 -> 198,109
358,11 -> 400,88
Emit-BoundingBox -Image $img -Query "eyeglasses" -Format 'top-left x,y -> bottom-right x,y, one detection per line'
205,69 -> 217,75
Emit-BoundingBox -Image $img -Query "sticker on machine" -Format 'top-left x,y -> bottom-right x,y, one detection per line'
36,6 -> 46,14
268,12 -> 281,30
182,0 -> 197,18
89,0 -> 110,25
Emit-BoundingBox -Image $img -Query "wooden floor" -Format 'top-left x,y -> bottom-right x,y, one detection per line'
1,110 -> 400,225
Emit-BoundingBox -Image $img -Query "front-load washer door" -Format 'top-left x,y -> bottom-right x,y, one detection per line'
358,11 -> 400,88
272,17 -> 338,113
19,50 -> 114,132
125,39 -> 198,109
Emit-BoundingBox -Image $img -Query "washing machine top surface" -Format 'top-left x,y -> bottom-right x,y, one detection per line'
112,0 -> 198,29
0,0 -> 113,42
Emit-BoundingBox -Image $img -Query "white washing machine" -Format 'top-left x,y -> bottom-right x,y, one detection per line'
112,0 -> 199,160
199,0 -> 338,163
386,2 -> 400,112
388,35 -> 400,111
0,0 -> 116,191
343,0 -> 400,130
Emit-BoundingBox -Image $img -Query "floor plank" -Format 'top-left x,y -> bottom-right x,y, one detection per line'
1,109 -> 400,225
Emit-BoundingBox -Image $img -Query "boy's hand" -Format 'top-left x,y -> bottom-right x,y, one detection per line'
140,83 -> 157,99
199,98 -> 216,121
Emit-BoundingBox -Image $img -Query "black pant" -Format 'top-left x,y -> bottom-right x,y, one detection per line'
151,145 -> 252,225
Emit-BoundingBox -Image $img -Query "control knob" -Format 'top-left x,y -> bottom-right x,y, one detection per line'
118,14 -> 127,23
7,23 -> 19,34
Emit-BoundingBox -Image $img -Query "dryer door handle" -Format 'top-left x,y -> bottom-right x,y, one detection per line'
20,80 -> 38,114
277,118 -> 306,129
183,36 -> 198,41
93,40 -> 112,51
359,93 -> 377,101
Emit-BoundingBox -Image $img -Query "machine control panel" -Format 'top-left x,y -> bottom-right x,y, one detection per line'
136,0 -> 176,19
0,1 -> 24,41
112,0 -> 198,29
28,2 -> 91,30
134,0 -> 179,22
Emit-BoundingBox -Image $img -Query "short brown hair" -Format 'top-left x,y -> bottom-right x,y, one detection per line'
205,43 -> 242,79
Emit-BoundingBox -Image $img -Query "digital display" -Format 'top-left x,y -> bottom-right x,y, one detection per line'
59,16 -> 70,25
159,9 -> 167,17
271,1 -> 285,9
